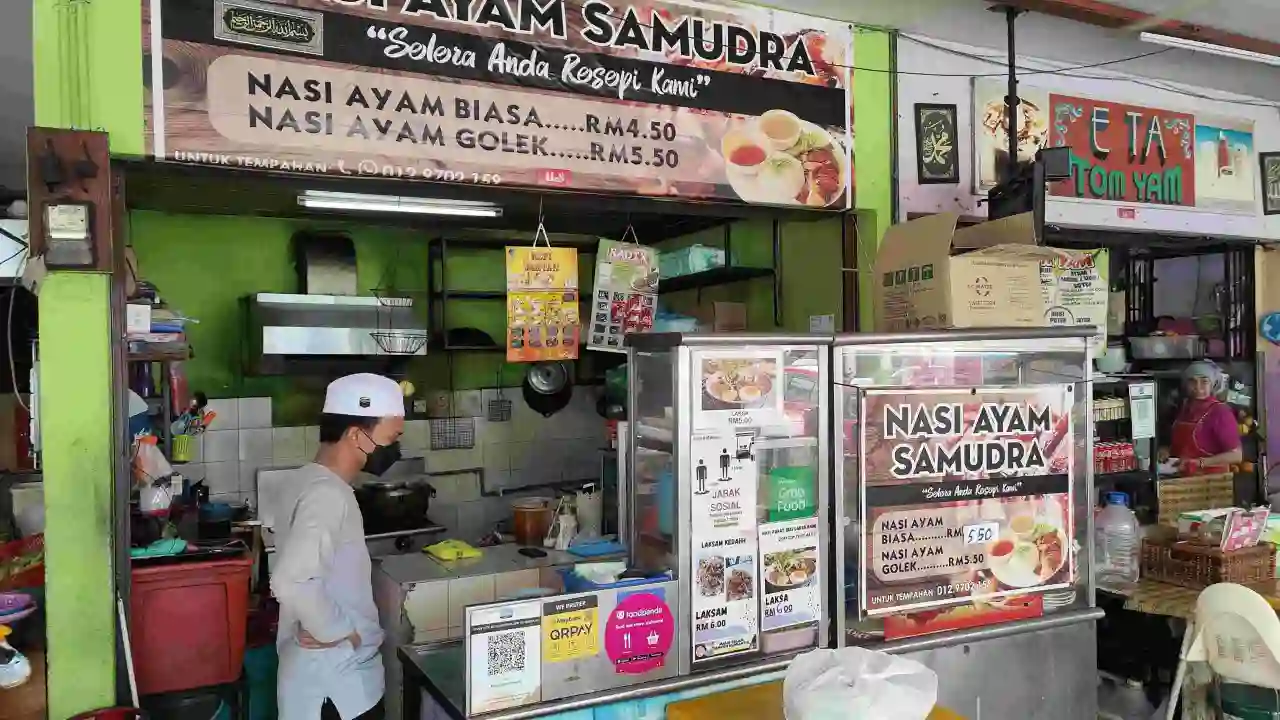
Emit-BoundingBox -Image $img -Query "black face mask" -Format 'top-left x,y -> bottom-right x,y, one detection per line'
360,433 -> 402,476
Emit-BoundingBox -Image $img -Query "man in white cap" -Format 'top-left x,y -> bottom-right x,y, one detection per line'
272,373 -> 405,720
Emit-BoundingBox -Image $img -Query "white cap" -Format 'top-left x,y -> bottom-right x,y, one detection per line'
322,373 -> 405,417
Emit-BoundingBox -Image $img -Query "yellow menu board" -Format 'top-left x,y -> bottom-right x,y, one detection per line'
506,246 -> 580,362
541,595 -> 598,663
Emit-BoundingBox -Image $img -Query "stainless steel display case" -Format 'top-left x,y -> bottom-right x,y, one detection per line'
831,328 -> 1100,718
832,328 -> 1096,640
625,332 -> 834,674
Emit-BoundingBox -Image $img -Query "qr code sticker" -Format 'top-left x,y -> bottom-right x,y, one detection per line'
487,631 -> 526,675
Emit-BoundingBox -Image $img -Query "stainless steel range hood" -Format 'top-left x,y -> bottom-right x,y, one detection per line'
247,293 -> 428,374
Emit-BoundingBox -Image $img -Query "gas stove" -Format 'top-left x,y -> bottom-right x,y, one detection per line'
364,521 -> 448,556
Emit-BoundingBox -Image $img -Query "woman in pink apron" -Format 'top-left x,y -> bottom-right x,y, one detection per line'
1163,361 -> 1241,473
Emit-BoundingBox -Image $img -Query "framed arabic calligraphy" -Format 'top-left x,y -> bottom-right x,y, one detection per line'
915,104 -> 959,185
1262,152 -> 1280,216
214,0 -> 325,56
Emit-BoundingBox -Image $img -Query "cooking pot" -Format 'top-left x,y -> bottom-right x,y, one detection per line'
522,361 -> 573,417
357,480 -> 434,533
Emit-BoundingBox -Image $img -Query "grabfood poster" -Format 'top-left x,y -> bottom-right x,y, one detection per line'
143,0 -> 854,208
860,387 -> 1075,616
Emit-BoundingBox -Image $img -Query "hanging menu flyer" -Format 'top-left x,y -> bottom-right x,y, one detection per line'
860,387 -> 1076,616
506,246 -> 580,362
759,518 -> 822,632
689,428 -> 759,662
588,238 -> 658,353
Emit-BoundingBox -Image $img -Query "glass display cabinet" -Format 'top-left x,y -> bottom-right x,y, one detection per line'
625,332 -> 833,673
831,328 -> 1096,646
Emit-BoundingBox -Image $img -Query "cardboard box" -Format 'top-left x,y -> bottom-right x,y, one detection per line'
873,213 -> 1054,332
693,301 -> 746,332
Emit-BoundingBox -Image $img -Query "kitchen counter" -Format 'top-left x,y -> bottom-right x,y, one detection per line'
376,543 -> 618,584
399,609 -> 1105,720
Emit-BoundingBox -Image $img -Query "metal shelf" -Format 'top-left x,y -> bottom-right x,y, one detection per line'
657,266 -> 774,295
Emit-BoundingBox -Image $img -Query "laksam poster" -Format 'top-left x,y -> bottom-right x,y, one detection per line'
972,79 -> 1256,214
859,386 -> 1076,616
143,0 -> 854,208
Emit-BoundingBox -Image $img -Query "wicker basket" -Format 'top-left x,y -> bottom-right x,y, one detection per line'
1140,533 -> 1275,590
1155,472 -> 1235,526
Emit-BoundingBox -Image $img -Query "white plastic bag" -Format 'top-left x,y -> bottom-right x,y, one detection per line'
783,647 -> 938,720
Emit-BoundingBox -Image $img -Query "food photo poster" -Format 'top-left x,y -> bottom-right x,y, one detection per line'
859,386 -> 1076,616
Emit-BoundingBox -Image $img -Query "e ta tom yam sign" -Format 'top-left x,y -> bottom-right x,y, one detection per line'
1048,94 -> 1195,207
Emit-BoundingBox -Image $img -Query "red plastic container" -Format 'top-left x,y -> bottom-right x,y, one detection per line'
130,556 -> 252,695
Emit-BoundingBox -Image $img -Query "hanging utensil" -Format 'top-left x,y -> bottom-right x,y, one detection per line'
522,361 -> 573,417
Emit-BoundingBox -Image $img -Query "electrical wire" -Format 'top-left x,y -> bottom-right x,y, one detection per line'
900,33 -> 1280,108
547,0 -> 1182,79
542,0 -> 1280,106
7,286 -> 29,414
1,241 -> 29,414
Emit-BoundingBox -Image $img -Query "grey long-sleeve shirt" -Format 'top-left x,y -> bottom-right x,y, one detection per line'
270,463 -> 384,719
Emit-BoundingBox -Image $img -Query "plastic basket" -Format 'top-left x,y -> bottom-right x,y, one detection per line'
130,556 -> 253,695
171,434 -> 194,463
1140,534 -> 1275,590
1156,472 -> 1235,526
558,567 -> 669,593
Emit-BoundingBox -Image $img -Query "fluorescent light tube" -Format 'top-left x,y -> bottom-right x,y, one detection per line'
1139,32 -> 1280,67
297,190 -> 503,218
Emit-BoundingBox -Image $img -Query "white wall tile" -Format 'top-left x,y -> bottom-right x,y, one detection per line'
507,442 -> 536,471
404,580 -> 449,633
481,441 -> 510,471
203,430 -> 239,463
239,428 -> 274,461
454,500 -> 489,540
239,461 -> 265,495
454,390 -> 483,418
476,418 -> 511,446
483,469 -> 511,491
429,474 -> 461,504
205,461 -> 239,495
402,419 -> 429,452
211,492 -> 244,505
272,427 -> 306,460
206,399 -> 239,431
303,425 -> 321,458
238,397 -> 273,429
447,575 -> 495,627
427,446 -> 481,474
178,463 -> 207,484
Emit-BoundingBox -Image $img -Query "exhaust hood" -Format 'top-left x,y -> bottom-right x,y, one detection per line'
247,293 -> 428,374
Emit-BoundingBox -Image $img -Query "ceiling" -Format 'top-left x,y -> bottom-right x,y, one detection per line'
1097,0 -> 1280,40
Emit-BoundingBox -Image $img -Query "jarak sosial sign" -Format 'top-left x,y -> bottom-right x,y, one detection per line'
143,0 -> 854,208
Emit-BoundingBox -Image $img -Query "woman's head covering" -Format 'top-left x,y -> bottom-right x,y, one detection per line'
1182,360 -> 1225,396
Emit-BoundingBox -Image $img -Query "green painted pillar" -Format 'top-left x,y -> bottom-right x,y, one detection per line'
37,274 -> 118,718
33,0 -> 144,714
853,28 -> 895,331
